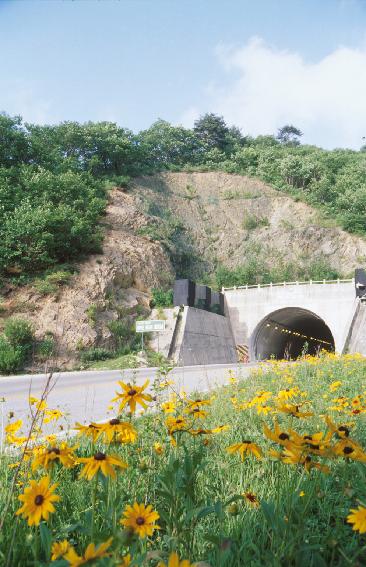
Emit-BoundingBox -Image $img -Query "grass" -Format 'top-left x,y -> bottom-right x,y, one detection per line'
89,353 -> 140,370
2,353 -> 366,565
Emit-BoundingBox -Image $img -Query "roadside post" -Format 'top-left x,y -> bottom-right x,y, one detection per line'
136,320 -> 166,353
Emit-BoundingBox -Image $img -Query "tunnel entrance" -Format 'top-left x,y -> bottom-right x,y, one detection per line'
250,307 -> 335,361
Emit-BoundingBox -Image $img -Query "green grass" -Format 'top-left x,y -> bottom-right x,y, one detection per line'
2,353 -> 366,566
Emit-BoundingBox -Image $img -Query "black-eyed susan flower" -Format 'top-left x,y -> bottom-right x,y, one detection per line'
242,491 -> 260,508
44,409 -> 64,423
31,442 -> 77,471
78,452 -> 128,480
161,401 -> 176,414
157,551 -> 194,567
51,540 -> 71,561
5,419 -> 23,435
120,502 -> 160,538
97,418 -> 137,444
347,505 -> 366,534
226,440 -> 262,461
112,379 -> 152,413
333,439 -> 366,462
263,420 -> 293,446
276,402 -> 313,418
16,476 -> 60,526
74,422 -> 101,441
63,537 -> 113,566
324,416 -> 352,438
185,407 -> 208,419
154,442 -> 164,455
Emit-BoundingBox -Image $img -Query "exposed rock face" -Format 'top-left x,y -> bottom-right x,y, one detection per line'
1,189 -> 173,369
133,172 -> 366,275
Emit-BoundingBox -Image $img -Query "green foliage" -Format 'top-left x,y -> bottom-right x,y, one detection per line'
0,336 -> 25,374
79,347 -> 113,363
36,334 -> 56,360
216,257 -> 340,288
150,288 -> 173,308
4,318 -> 34,348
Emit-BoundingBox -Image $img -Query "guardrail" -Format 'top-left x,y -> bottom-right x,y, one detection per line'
222,278 -> 355,292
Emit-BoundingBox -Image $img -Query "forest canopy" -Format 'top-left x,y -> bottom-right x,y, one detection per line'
0,112 -> 366,279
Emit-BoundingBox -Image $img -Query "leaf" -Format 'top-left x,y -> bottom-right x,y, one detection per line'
39,522 -> 52,559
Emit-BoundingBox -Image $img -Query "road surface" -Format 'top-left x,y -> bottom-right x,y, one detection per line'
0,362 -> 257,442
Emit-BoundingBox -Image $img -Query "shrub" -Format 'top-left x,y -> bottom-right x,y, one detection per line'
34,280 -> 58,295
45,270 -> 72,285
36,334 -> 56,360
0,337 -> 25,374
150,288 -> 173,308
80,347 -> 113,363
4,318 -> 34,348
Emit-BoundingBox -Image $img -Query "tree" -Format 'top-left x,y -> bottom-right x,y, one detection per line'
276,124 -> 303,146
193,113 -> 232,152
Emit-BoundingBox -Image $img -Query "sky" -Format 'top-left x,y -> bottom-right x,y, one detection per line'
1,0 -> 366,148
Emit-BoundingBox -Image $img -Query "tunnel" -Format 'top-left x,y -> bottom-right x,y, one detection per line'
250,307 -> 335,361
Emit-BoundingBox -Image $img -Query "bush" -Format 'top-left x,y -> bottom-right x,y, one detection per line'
150,288 -> 173,308
0,337 -> 25,374
4,318 -> 34,348
36,334 -> 56,360
80,347 -> 113,363
34,280 -> 58,295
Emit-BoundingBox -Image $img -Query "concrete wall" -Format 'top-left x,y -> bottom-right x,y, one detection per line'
345,300 -> 366,355
149,307 -> 180,358
224,282 -> 356,354
171,306 -> 237,366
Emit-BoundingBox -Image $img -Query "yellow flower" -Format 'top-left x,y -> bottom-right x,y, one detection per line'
226,440 -> 262,461
299,491 -> 305,497
74,422 -> 100,441
333,439 -> 366,463
158,551 -> 194,567
211,424 -> 230,434
16,476 -> 60,526
154,442 -> 164,455
242,491 -> 260,508
31,442 -> 77,471
276,402 -> 313,418
277,388 -> 298,401
185,407 -> 208,419
51,540 -> 71,561
166,416 -> 188,435
97,418 -> 137,444
347,505 -> 366,534
263,421 -> 293,446
329,381 -> 342,392
79,452 -> 128,480
121,502 -> 160,538
325,416 -> 352,438
63,538 -> 113,566
44,409 -> 64,423
5,419 -> 23,435
112,380 -> 152,413
161,401 -> 176,414
118,553 -> 132,566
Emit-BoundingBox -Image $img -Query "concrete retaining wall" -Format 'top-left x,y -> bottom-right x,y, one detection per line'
171,307 -> 237,366
345,300 -> 366,355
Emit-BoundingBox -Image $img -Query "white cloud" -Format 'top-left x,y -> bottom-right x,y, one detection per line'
183,37 -> 366,149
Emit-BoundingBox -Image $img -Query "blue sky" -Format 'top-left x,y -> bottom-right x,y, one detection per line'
1,0 -> 366,148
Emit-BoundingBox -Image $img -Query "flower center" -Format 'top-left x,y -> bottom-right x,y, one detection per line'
176,419 -> 183,424
303,435 -> 312,440
128,389 -> 137,397
343,446 -> 354,455
34,494 -> 44,506
136,516 -> 145,525
246,493 -> 256,502
48,447 -> 60,455
242,440 -> 252,444
338,426 -> 349,437
193,408 -> 200,413
279,433 -> 289,440
109,418 -> 120,425
94,452 -> 106,461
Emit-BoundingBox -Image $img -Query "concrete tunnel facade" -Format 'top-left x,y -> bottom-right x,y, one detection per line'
224,281 -> 356,360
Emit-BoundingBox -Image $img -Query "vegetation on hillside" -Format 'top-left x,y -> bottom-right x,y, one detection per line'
2,353 -> 366,565
1,112 -> 365,284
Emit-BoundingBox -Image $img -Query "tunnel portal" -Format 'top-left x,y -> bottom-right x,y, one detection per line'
250,307 -> 335,361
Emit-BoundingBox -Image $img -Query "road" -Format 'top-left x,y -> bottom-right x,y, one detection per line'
0,362 -> 257,442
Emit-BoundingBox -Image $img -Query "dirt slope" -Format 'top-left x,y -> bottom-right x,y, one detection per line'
133,172 -> 366,276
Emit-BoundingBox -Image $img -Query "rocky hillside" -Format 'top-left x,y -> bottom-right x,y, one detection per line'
2,171 -> 366,371
133,172 -> 366,278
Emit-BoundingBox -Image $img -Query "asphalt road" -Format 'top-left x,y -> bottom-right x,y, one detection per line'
0,362 -> 257,442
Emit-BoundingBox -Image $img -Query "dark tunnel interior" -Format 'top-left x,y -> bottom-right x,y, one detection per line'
250,307 -> 335,360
